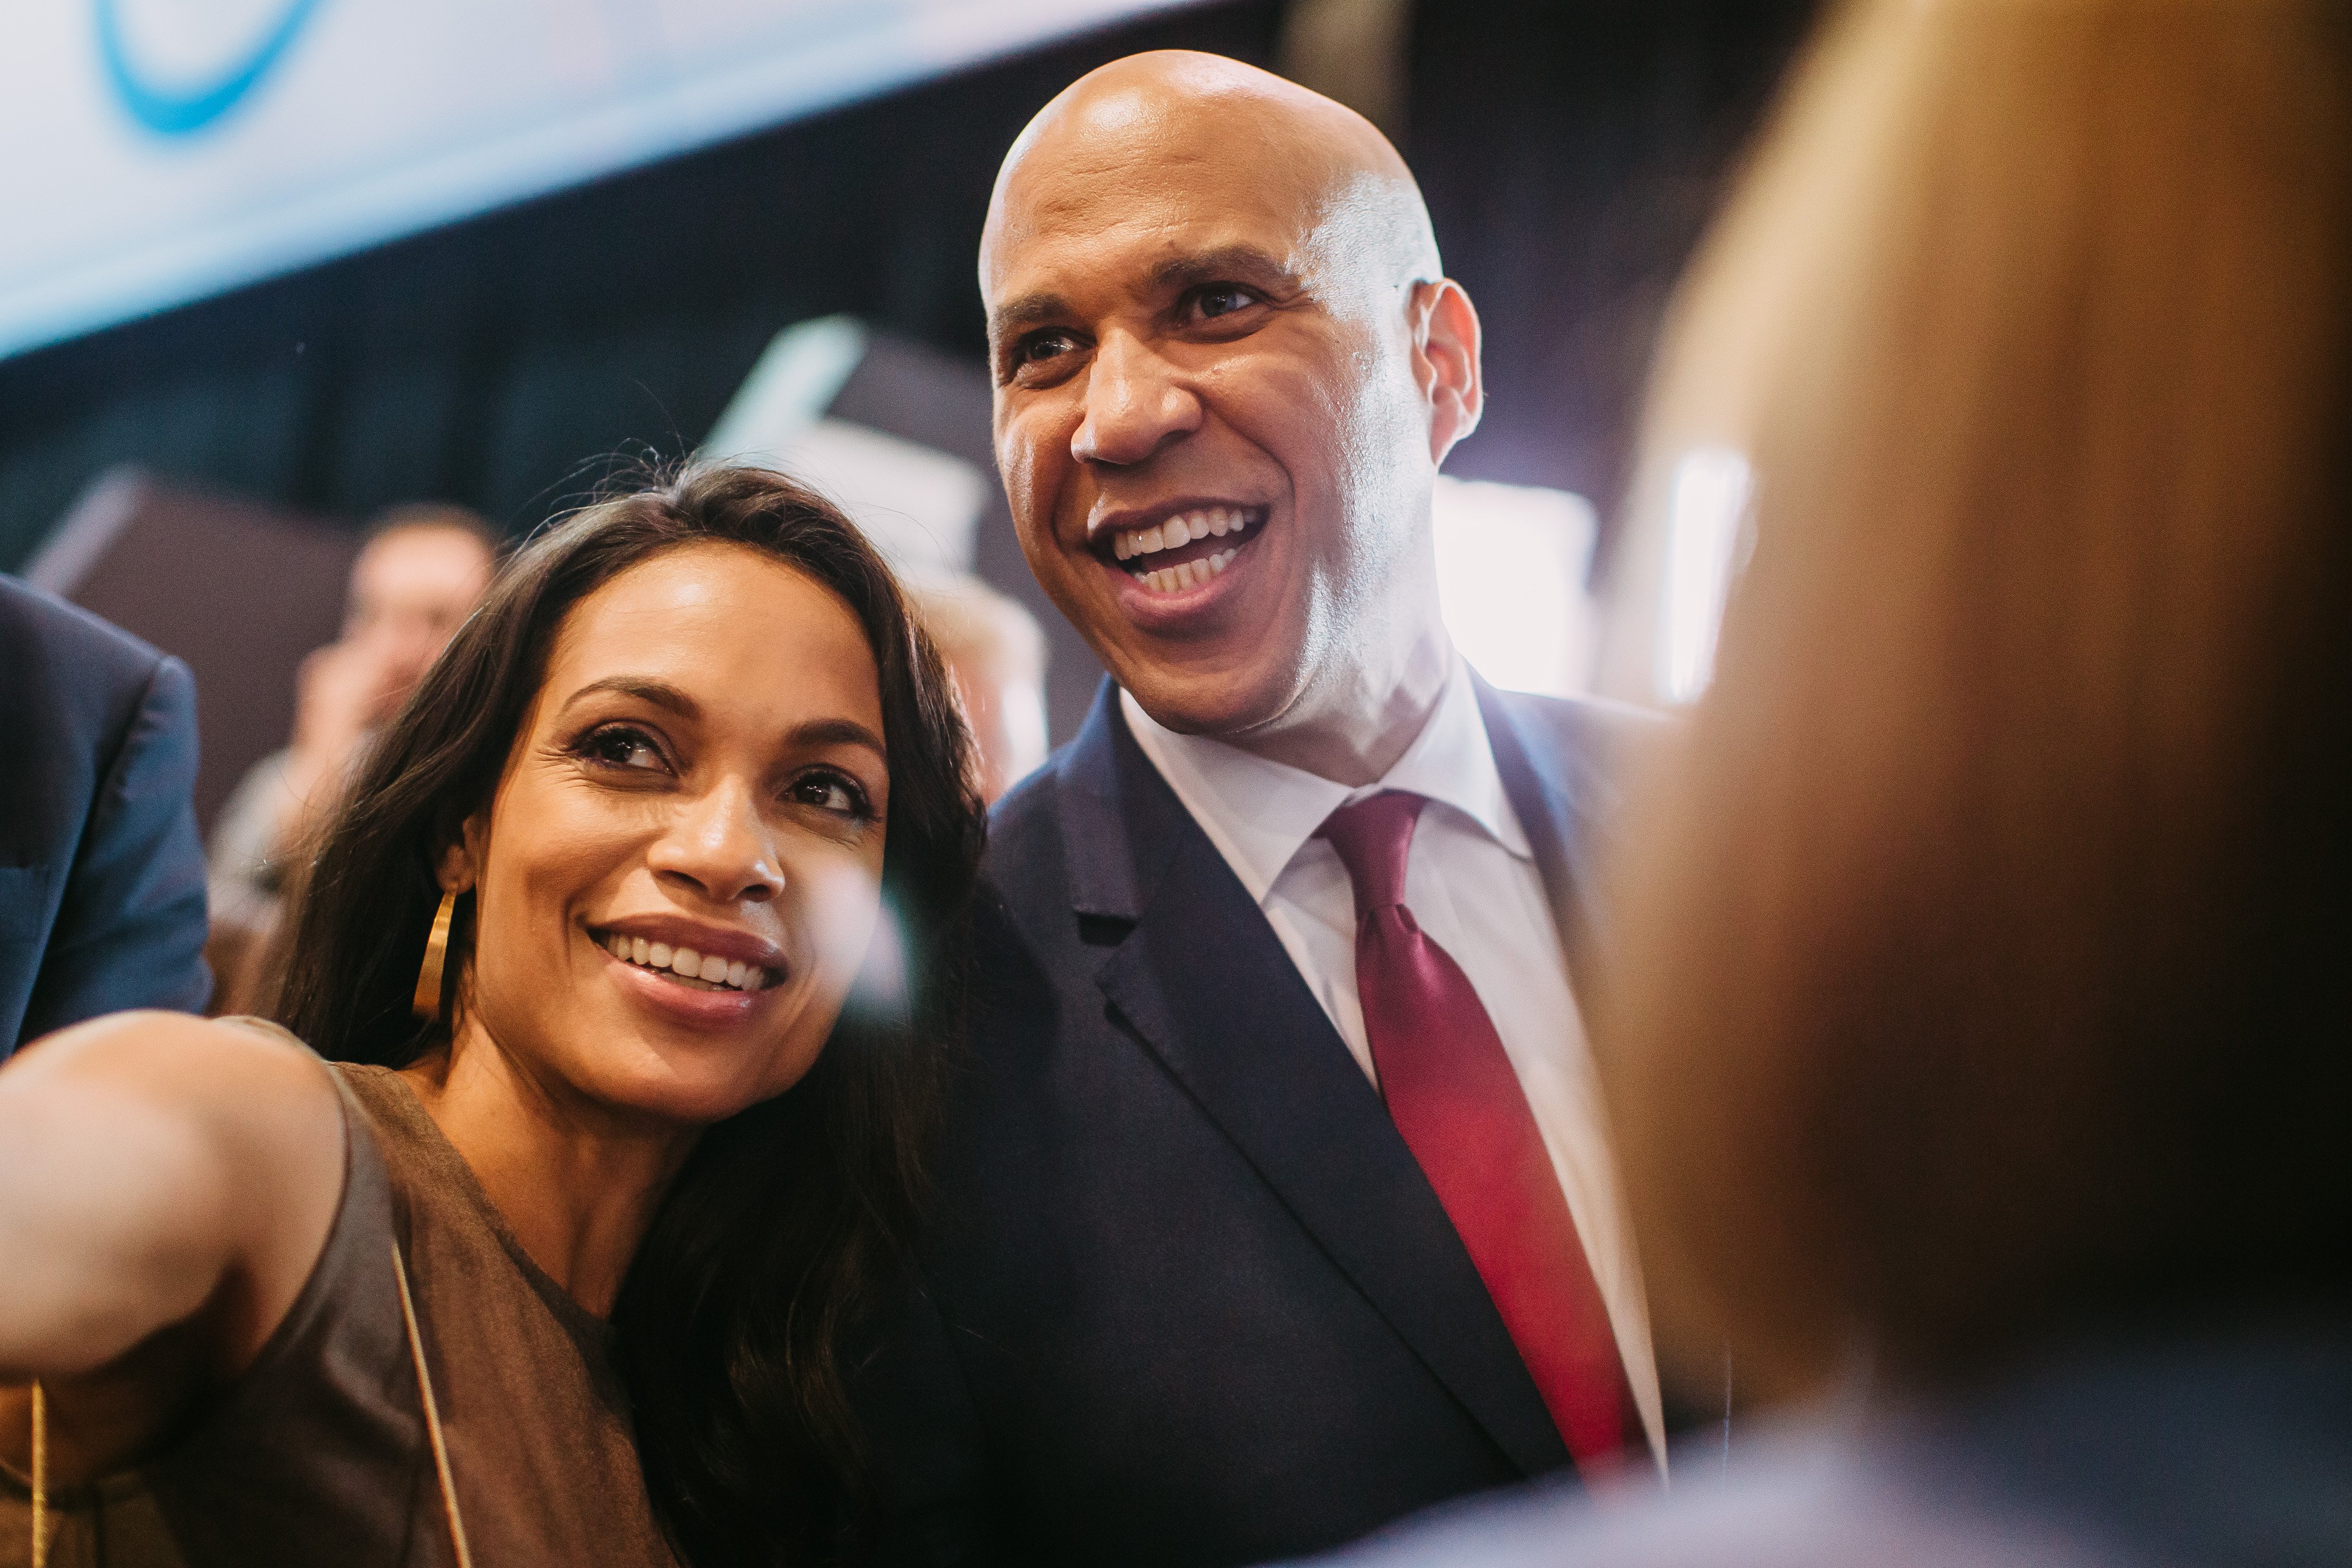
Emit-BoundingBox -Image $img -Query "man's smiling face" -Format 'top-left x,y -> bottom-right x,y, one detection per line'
981,54 -> 1477,745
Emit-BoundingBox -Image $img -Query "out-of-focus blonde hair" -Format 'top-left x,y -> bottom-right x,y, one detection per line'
1599,0 -> 2352,1402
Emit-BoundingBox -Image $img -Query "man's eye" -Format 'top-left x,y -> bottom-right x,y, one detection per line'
1192,285 -> 1261,320
790,772 -> 872,819
1020,332 -> 1078,365
577,725 -> 668,773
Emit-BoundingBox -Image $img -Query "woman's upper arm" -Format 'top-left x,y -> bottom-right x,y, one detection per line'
0,1011 -> 346,1382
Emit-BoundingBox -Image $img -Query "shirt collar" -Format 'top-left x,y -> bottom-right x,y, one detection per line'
1120,651 -> 1532,908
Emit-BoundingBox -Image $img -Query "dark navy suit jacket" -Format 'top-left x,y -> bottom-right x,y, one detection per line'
2,575 -> 210,1052
860,676 -> 1659,1567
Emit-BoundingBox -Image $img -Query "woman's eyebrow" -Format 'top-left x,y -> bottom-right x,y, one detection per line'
559,681 -> 883,761
788,717 -> 887,765
563,676 -> 699,717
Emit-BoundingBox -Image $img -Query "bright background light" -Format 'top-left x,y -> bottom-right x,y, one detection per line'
1432,474 -> 1599,698
0,0 -> 1194,360
1655,447 -> 1752,704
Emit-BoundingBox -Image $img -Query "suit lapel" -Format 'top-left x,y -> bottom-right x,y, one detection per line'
1055,683 -> 1571,1479
1479,681 -> 1739,1442
1475,675 -> 1615,978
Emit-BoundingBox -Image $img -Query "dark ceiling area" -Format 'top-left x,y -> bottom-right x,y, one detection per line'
0,0 -> 1816,582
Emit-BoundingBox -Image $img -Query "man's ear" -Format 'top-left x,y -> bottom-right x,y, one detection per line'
1408,278 -> 1485,464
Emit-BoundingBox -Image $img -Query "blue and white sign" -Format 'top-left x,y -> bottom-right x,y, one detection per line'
0,0 -> 1192,360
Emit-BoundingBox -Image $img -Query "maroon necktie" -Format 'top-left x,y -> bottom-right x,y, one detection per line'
1320,790 -> 1632,1476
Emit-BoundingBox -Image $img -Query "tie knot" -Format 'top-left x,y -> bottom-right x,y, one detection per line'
1318,790 -> 1426,914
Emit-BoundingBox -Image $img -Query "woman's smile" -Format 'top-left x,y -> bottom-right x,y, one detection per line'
587,914 -> 790,994
599,931 -> 775,992
582,908 -> 801,1031
594,936 -> 784,1029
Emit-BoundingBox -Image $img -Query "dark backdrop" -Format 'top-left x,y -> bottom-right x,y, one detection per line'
0,0 -> 1816,686
1409,0 -> 1816,571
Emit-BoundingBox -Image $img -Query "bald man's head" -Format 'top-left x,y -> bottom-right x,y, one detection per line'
982,52 -> 1440,305
980,51 -> 1483,770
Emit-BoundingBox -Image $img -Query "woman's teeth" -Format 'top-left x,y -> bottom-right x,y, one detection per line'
602,932 -> 772,992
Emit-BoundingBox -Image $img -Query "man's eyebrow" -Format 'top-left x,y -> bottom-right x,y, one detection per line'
989,291 -> 1076,340
1152,246 -> 1301,293
988,248 -> 1303,342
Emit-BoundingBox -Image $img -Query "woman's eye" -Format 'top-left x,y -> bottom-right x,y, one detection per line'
790,772 -> 871,819
577,725 -> 669,773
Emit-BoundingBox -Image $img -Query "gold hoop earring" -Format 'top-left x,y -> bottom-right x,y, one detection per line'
412,891 -> 459,1022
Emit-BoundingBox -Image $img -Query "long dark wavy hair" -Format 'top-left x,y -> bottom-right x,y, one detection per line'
270,463 -> 986,1564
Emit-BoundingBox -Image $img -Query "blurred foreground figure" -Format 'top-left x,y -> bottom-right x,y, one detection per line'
1306,1 -> 2352,1564
860,49 -> 1673,1568
907,577 -> 1050,802
204,506 -> 494,1009
0,577 -> 209,1053
0,468 -> 984,1567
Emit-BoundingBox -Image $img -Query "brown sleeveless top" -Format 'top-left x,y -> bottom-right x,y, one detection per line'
1,1041 -> 680,1568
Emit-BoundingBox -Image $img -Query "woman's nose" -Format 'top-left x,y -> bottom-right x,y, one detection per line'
646,778 -> 784,905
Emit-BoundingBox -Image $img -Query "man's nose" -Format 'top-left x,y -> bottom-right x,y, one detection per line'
647,778 -> 785,906
1072,331 -> 1202,467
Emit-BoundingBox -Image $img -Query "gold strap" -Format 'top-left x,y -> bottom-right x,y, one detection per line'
392,1241 -> 476,1568
28,1380 -> 45,1568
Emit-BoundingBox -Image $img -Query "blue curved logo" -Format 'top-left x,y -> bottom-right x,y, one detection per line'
97,0 -> 326,136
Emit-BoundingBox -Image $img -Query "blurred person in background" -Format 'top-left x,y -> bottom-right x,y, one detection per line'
0,576 -> 209,1054
0,467 -> 984,1567
205,504 -> 496,1011
906,577 -> 1050,803
859,51 -> 1682,1568
1301,0 -> 2352,1563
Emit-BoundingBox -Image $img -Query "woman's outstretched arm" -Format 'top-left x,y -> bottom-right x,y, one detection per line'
0,1011 -> 344,1469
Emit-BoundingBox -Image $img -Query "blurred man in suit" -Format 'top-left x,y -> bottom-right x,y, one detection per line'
1,574 -> 209,1052
860,52 -> 1669,1567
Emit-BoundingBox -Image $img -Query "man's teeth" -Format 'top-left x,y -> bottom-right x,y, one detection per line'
1111,506 -> 1250,562
603,932 -> 771,991
1132,547 -> 1239,596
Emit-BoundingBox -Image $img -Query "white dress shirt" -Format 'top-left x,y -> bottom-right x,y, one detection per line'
1120,653 -> 1666,1470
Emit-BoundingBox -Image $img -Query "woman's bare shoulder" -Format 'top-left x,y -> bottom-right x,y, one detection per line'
0,1011 -> 350,1466
2,1010 -> 346,1278
11,1009 -> 330,1099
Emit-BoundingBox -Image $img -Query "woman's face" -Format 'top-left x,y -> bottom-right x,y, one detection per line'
453,541 -> 890,1126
